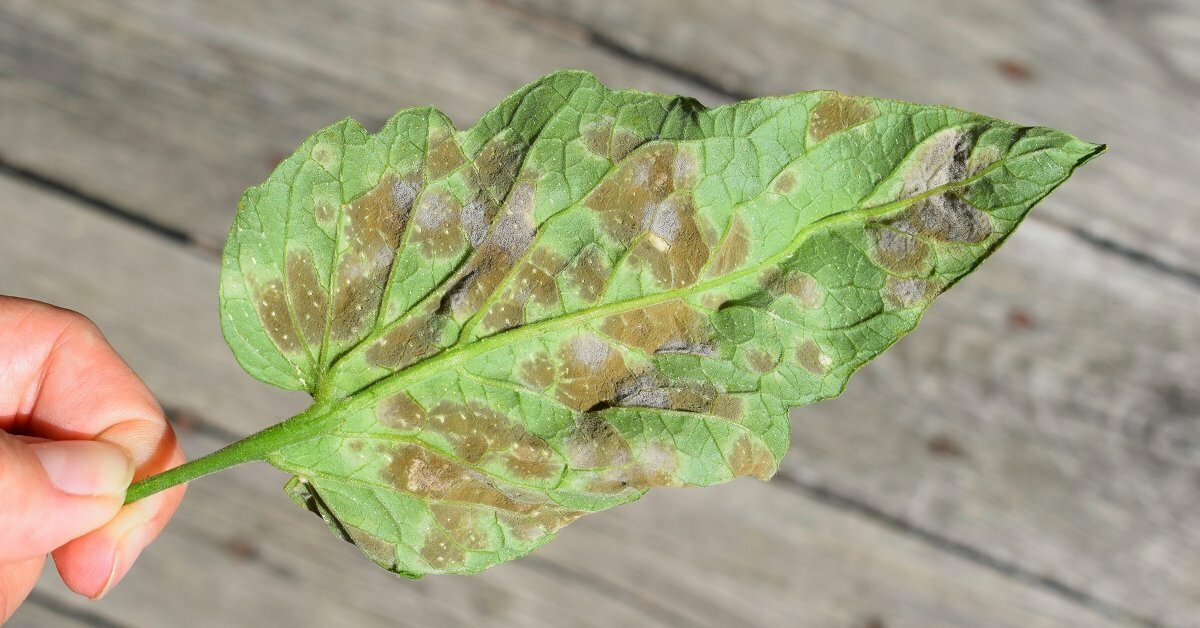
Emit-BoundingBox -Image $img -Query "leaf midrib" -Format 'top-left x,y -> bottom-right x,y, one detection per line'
325,154 -> 1010,414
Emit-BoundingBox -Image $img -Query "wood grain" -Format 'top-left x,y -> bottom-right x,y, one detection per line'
0,0 -> 723,249
504,0 -> 1200,278
1,173 -> 1135,627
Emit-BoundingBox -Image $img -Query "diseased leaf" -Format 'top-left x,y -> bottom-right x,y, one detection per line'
219,70 -> 1102,577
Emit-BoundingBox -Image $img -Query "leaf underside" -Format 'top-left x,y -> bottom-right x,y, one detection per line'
219,70 -> 1102,577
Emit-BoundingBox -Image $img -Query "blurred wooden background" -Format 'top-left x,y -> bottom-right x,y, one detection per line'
2,1 -> 1198,626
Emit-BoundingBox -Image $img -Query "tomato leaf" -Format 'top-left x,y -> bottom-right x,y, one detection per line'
218,70 -> 1102,576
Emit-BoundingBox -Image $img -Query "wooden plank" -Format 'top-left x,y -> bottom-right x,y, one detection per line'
7,594 -> 113,628
0,174 -> 1133,627
504,0 -> 1200,277
781,222 -> 1200,627
6,0 -> 1194,281
0,0 -> 724,249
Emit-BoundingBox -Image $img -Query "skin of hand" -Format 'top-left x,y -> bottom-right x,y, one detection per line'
0,297 -> 186,621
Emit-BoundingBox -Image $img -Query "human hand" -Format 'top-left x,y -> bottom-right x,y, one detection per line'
1,297 -> 185,621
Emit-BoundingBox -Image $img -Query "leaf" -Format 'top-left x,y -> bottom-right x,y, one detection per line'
219,70 -> 1102,577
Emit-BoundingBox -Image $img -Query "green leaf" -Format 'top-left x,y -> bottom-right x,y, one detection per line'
218,70 -> 1102,576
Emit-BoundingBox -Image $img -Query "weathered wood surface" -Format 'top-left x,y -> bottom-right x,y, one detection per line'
507,0 -> 1200,278
0,174 -> 1135,628
0,0 -> 724,250
2,0 -> 1197,276
1,0 -> 1197,625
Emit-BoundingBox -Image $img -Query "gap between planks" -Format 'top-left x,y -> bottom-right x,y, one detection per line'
771,472 -> 1164,628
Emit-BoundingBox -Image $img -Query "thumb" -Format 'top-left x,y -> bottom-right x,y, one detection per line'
0,432 -> 134,563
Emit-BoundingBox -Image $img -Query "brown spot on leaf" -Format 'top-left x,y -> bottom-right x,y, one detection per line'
746,349 -> 776,374
809,93 -> 878,143
518,353 -> 555,390
421,508 -> 473,570
584,439 -> 685,493
426,130 -> 466,180
585,143 -> 679,243
365,310 -> 446,370
393,403 -> 561,482
610,375 -> 671,409
569,247 -> 608,303
471,136 -> 524,204
583,118 -> 648,164
869,224 -> 932,275
606,375 -> 742,422
767,270 -> 822,308
502,179 -> 537,233
446,178 -> 540,326
481,300 -> 522,333
382,445 -> 568,514
623,441 -> 680,488
254,279 -> 303,353
444,252 -> 514,320
380,445 -> 580,566
344,524 -> 396,567
382,445 -> 465,496
891,128 -> 992,244
664,383 -> 722,414
632,194 -> 710,288
377,391 -> 427,432
601,300 -> 712,355
707,216 -> 751,277
428,401 -> 500,463
582,119 -> 613,157
796,339 -> 830,374
479,251 -> 563,333
773,171 -> 796,194
412,189 -> 464,257
418,401 -> 561,480
610,129 -> 646,163
505,434 -> 562,480
285,249 -> 327,346
883,276 -> 940,308
528,249 -> 566,307
564,413 -> 633,469
499,508 -> 585,543
892,194 -> 993,244
710,395 -> 744,421
330,274 -> 377,343
728,435 -> 776,480
902,128 -> 972,195
555,334 -> 632,411
331,174 -> 417,341
490,189 -> 537,257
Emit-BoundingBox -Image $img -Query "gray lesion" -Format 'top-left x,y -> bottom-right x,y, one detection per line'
886,128 -> 993,245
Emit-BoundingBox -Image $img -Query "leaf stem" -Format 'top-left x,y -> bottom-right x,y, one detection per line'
124,401 -> 337,504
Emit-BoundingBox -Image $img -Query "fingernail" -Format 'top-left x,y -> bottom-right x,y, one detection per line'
32,440 -> 134,497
